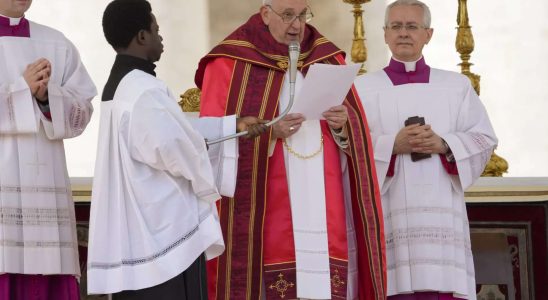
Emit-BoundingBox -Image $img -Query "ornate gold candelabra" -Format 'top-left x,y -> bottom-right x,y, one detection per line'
455,0 -> 508,177
179,87 -> 201,112
343,0 -> 370,75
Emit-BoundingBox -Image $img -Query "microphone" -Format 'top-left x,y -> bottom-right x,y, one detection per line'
288,41 -> 300,99
206,41 -> 301,146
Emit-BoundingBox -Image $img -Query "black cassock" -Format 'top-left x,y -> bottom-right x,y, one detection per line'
112,255 -> 207,300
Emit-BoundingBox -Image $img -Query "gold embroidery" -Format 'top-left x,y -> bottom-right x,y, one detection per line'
269,273 -> 294,299
283,135 -> 324,160
276,60 -> 304,70
331,269 -> 346,289
220,38 -> 331,62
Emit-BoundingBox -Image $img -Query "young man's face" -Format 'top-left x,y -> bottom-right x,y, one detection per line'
260,0 -> 308,46
384,4 -> 433,62
0,0 -> 32,17
146,13 -> 164,63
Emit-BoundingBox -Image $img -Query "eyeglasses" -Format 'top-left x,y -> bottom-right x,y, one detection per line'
386,23 -> 428,32
266,5 -> 314,24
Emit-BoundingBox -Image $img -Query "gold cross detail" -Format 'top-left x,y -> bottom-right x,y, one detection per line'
331,269 -> 346,289
269,273 -> 295,299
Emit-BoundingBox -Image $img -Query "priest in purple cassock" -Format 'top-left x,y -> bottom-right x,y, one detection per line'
0,0 -> 96,299
355,0 -> 497,299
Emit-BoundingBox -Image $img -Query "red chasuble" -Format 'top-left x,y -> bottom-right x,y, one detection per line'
195,14 -> 386,300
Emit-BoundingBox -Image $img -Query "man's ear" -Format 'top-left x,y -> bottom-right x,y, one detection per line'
425,28 -> 434,45
260,6 -> 270,26
135,29 -> 147,46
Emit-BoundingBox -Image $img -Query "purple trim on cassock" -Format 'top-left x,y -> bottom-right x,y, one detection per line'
0,274 -> 80,300
383,57 -> 430,85
0,15 -> 30,37
388,291 -> 465,300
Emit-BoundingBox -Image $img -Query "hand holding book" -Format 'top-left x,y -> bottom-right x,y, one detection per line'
404,116 -> 431,162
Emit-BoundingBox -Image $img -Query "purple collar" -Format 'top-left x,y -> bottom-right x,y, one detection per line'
0,15 -> 30,37
383,57 -> 430,86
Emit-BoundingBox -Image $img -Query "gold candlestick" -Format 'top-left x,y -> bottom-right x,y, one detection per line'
343,0 -> 370,75
455,0 -> 479,94
455,0 -> 508,177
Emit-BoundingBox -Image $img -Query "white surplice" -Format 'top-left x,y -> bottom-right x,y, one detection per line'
0,20 -> 96,276
87,70 -> 237,294
355,68 -> 497,299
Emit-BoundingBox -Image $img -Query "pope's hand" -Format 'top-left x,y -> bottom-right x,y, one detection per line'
272,113 -> 305,140
236,116 -> 269,138
322,105 -> 348,130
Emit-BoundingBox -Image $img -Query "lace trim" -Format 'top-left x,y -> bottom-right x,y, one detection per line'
470,132 -> 492,166
387,258 -> 475,276
70,101 -> 84,134
0,185 -> 69,194
385,227 -> 471,249
88,225 -> 200,269
0,240 -> 75,248
7,94 -> 16,131
384,206 -> 465,220
0,207 -> 72,226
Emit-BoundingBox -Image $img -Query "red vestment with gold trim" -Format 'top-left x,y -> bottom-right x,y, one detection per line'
195,14 -> 386,300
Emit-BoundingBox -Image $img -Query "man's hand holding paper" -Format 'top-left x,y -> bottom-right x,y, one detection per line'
322,105 -> 348,130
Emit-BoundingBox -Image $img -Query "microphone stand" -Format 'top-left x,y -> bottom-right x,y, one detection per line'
206,42 -> 300,146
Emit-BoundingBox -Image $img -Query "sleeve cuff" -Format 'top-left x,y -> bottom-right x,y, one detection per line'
197,189 -> 222,204
330,125 -> 349,149
439,154 -> 459,175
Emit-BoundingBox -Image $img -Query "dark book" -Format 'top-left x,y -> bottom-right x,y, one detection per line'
405,116 -> 431,162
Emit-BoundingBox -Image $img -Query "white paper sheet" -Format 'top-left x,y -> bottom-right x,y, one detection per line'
289,63 -> 361,120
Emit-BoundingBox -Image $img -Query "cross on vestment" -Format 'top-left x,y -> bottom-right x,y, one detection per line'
27,150 -> 47,175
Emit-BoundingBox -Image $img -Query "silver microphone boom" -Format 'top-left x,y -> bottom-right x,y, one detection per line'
206,41 -> 301,145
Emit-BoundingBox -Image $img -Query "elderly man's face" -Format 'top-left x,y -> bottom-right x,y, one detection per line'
260,0 -> 308,46
384,5 -> 433,62
0,0 -> 32,18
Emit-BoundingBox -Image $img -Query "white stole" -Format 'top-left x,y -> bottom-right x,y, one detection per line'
280,71 -> 332,299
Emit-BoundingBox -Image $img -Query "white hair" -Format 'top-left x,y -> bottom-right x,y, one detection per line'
385,0 -> 432,28
262,0 -> 272,5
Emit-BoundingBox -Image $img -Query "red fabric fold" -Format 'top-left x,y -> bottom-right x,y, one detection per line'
387,154 -> 397,177
439,154 -> 459,175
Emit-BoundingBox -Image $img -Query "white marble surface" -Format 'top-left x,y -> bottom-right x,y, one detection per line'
466,177 -> 548,203
70,176 -> 548,203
